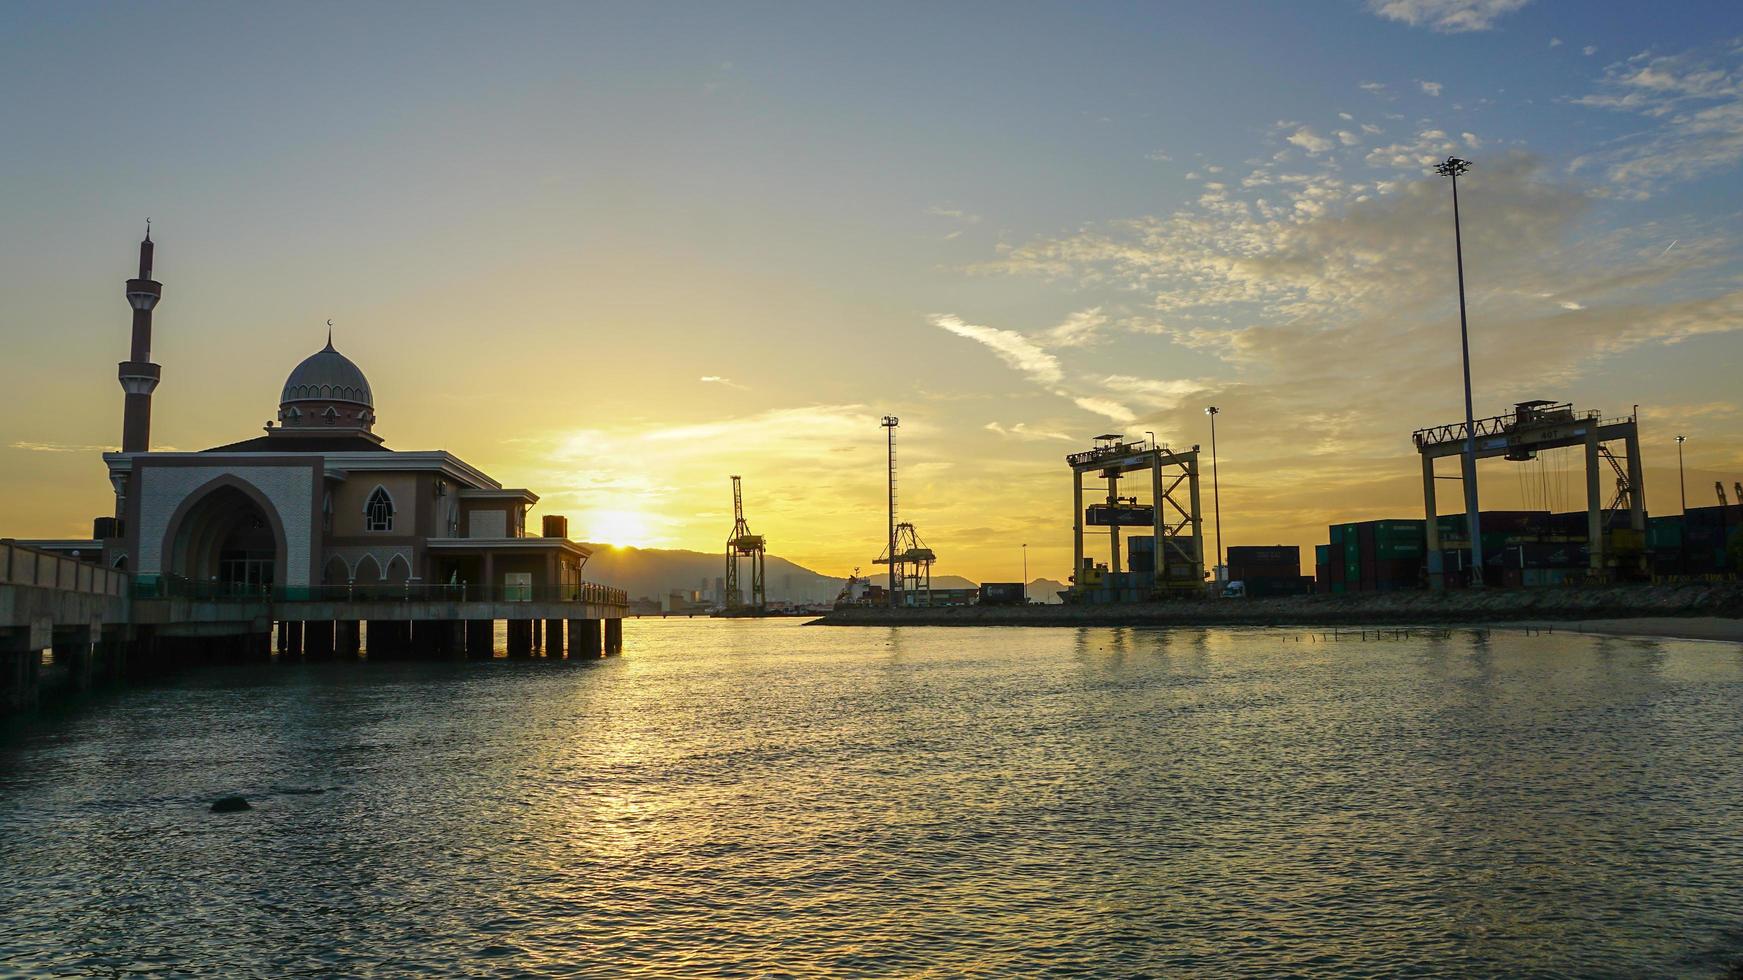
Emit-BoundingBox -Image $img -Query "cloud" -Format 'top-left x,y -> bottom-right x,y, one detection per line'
1287,127 -> 1335,154
1359,81 -> 1389,95
1419,80 -> 1443,97
700,375 -> 748,390
1549,37 -> 1562,48
1569,42 -> 1743,195
1043,308 -> 1109,347
9,441 -> 118,453
1366,128 -> 1465,169
931,314 -> 1062,384
1583,45 -> 1597,56
927,204 -> 981,223
1366,0 -> 1532,32
1070,396 -> 1137,424
1146,149 -> 1173,162
984,422 -> 1074,442
1559,301 -> 1585,311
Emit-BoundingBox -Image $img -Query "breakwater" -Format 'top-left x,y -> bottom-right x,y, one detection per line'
812,583 -> 1743,628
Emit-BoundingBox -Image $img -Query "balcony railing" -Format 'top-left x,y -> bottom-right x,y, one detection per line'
133,575 -> 627,608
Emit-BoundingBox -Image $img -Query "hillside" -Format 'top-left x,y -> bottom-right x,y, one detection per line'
576,544 -> 1067,604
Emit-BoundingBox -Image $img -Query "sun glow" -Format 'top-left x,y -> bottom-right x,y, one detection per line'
584,509 -> 658,548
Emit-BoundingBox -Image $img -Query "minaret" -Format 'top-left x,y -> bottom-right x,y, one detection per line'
118,225 -> 162,453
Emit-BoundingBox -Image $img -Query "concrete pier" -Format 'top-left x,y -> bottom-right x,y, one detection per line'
3,539 -> 630,714
305,620 -> 336,661
506,620 -> 533,658
337,620 -> 362,659
466,619 -> 494,659
573,618 -> 603,659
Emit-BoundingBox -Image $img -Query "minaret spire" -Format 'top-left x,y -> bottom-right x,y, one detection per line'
119,226 -> 164,454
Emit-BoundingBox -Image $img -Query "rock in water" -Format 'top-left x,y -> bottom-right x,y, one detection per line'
210,795 -> 252,813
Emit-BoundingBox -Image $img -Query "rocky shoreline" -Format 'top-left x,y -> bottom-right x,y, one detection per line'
809,583 -> 1743,630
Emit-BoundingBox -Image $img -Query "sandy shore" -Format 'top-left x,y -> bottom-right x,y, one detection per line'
1499,617 -> 1743,643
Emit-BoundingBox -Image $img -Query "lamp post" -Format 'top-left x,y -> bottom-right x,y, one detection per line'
1205,406 -> 1223,584
1022,543 -> 1029,604
1677,434 -> 1687,575
1435,155 -> 1484,587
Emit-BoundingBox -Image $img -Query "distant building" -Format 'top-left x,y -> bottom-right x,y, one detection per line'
34,233 -> 595,599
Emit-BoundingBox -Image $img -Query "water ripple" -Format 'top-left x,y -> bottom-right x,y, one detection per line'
2,622 -> 1742,976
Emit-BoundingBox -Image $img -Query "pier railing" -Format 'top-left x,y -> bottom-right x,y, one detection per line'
133,575 -> 627,608
0,540 -> 127,597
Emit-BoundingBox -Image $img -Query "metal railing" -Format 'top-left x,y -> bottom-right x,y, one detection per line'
133,575 -> 627,608
0,540 -> 128,597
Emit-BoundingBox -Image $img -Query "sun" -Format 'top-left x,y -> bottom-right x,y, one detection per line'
586,509 -> 657,549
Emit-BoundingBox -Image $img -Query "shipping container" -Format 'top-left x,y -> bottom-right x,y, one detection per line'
1683,504 -> 1742,529
1647,515 -> 1684,550
979,582 -> 1026,605
1085,504 -> 1157,527
1315,544 -> 1331,566
1228,545 -> 1299,567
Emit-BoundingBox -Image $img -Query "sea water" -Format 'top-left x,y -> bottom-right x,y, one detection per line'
2,620 -> 1741,976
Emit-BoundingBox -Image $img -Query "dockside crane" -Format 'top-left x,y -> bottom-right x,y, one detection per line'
874,522 -> 936,607
725,476 -> 766,610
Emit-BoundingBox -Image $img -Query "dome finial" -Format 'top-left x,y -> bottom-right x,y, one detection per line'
325,318 -> 334,350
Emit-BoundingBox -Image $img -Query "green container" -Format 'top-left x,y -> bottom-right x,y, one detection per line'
1315,544 -> 1331,565
1647,516 -> 1684,550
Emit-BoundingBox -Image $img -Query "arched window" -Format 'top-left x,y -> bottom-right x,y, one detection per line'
365,486 -> 394,532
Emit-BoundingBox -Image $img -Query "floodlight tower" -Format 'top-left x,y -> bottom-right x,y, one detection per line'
1435,155 -> 1484,587
725,475 -> 766,610
882,416 -> 899,607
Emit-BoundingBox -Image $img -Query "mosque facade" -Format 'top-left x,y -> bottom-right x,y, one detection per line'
61,233 -> 592,599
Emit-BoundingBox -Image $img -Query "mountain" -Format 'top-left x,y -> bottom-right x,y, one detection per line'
576,544 -> 1068,605
577,544 -> 847,604
1028,579 -> 1069,603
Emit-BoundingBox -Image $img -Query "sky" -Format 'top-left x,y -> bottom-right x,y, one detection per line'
3,0 -> 1743,584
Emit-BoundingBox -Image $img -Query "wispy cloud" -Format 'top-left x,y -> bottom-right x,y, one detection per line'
1569,42 -> 1743,196
700,375 -> 748,390
984,421 -> 1073,441
1070,396 -> 1137,424
926,204 -> 981,223
1366,0 -> 1532,33
1043,307 -> 1109,347
10,441 -> 119,453
930,314 -> 1062,384
1419,80 -> 1443,97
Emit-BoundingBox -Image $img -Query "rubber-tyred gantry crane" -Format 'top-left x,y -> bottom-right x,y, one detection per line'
725,475 -> 766,610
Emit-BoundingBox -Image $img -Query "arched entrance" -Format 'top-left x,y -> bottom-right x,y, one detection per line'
167,483 -> 284,595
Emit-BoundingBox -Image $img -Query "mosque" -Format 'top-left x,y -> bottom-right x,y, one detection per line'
60,231 -> 594,599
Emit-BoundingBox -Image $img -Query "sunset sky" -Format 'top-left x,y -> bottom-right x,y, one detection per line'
3,1 -> 1742,583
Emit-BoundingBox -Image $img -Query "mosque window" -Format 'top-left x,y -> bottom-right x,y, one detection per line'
365,487 -> 394,532
323,406 -> 339,426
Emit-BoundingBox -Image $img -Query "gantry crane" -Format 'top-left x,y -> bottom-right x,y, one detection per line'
874,521 -> 936,607
725,475 -> 766,610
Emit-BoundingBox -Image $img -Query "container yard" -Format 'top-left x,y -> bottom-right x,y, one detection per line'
1312,503 -> 1741,593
